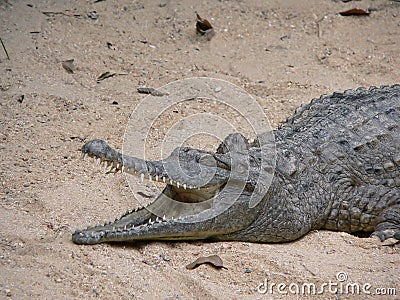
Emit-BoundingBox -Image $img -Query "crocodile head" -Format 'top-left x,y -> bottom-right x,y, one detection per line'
73,134 -> 275,244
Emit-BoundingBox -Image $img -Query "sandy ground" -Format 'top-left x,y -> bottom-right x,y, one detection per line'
1,0 -> 399,299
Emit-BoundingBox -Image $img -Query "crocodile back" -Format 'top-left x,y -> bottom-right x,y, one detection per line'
274,85 -> 400,233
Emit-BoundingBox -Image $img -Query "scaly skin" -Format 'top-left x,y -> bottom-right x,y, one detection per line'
72,85 -> 400,245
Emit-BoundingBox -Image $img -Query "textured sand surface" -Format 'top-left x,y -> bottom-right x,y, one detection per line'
1,0 -> 399,299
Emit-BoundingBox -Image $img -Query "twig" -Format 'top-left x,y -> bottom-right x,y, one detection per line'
314,14 -> 327,39
0,37 -> 10,60
301,262 -> 317,277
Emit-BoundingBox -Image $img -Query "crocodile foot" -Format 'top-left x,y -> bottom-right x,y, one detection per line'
371,205 -> 400,246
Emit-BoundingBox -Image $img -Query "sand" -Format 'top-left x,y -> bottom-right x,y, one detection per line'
0,0 -> 399,299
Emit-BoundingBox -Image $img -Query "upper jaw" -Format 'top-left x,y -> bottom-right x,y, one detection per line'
81,139 -> 232,191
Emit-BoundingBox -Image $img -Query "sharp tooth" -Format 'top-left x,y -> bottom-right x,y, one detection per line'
183,183 -> 187,190
198,186 -> 201,190
124,225 -> 127,230
102,161 -> 108,168
169,179 -> 173,185
162,215 -> 166,221
122,165 -> 125,172
148,218 -> 153,225
116,163 -> 120,169
155,175 -> 159,181
83,153 -> 88,160
96,158 -> 101,165
189,185 -> 192,189
140,173 -> 144,182
177,181 -> 180,188
155,217 -> 160,223
163,177 -> 166,183
149,174 -> 152,181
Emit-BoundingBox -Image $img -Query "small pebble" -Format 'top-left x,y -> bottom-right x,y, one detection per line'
87,11 -> 98,20
160,254 -> 170,261
214,86 -> 222,93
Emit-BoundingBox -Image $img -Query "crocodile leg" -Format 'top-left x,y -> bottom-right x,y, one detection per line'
372,204 -> 400,245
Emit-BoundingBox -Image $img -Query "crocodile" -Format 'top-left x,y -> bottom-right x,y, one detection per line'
72,85 -> 400,245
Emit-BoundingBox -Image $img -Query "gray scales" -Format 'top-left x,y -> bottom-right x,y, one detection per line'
72,85 -> 400,245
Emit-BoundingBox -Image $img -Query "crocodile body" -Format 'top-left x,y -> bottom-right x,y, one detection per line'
72,85 -> 400,245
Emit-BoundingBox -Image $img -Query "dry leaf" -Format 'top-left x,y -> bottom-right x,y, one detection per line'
196,13 -> 215,40
339,8 -> 370,16
107,42 -> 116,50
62,59 -> 75,74
196,13 -> 212,32
186,255 -> 227,270
97,71 -> 116,82
137,87 -> 168,96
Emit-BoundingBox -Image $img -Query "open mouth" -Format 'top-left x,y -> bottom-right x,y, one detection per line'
72,139 -> 254,245
74,142 -> 223,244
